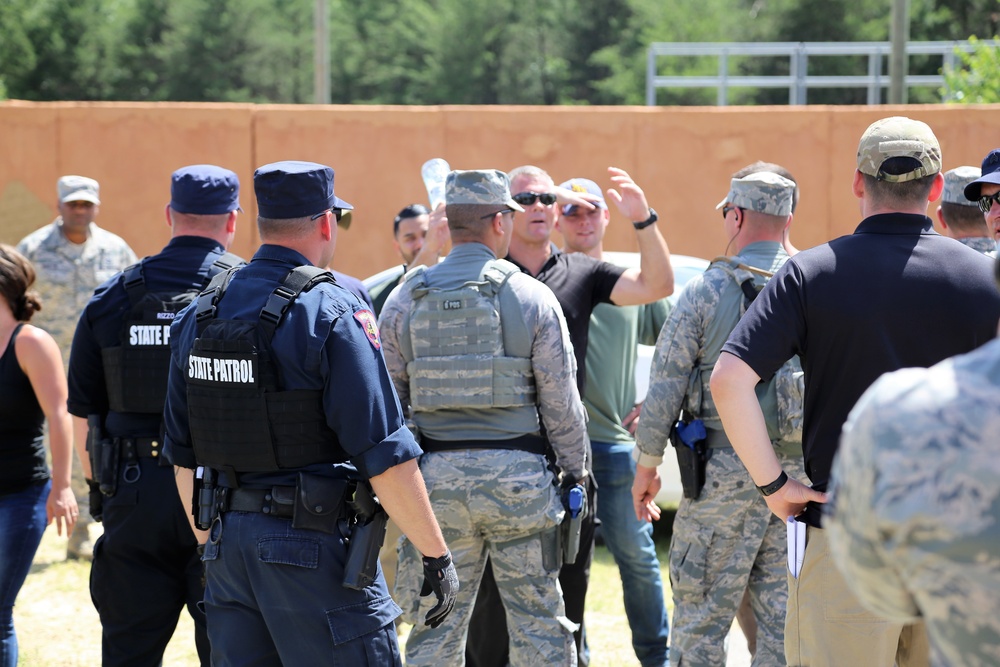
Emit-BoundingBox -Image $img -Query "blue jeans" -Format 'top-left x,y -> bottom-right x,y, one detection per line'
0,480 -> 49,667
591,442 -> 670,667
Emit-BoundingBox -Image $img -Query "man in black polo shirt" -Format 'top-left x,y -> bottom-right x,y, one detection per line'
467,164 -> 673,667
711,116 -> 1000,667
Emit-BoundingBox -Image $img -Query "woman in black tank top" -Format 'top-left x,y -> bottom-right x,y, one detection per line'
0,244 -> 77,667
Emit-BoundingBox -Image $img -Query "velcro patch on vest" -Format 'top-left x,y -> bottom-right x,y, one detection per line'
354,309 -> 382,350
187,351 -> 259,387
127,323 -> 172,347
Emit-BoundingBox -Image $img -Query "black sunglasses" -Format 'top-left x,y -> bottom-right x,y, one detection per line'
978,192 -> 1000,214
721,205 -> 740,219
512,192 -> 557,206
311,208 -> 343,222
480,208 -> 515,220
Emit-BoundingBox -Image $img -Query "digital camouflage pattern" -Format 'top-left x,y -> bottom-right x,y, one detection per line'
379,249 -> 587,479
942,166 -> 982,205
669,447 -> 807,666
378,243 -> 586,665
635,241 -> 806,667
393,449 -> 574,667
958,236 -> 997,256
17,220 -> 137,360
716,172 -> 795,217
828,337 -> 1000,667
445,169 -> 524,211
856,116 -> 942,183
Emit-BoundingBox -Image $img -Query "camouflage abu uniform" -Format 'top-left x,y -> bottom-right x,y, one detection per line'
17,219 -> 137,360
635,173 -> 807,667
827,335 -> 1000,667
17,180 -> 137,556
379,170 -> 585,667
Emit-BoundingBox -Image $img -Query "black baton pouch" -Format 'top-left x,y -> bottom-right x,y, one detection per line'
98,439 -> 119,497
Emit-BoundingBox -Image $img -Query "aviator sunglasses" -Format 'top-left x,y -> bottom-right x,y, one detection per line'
978,192 -> 1000,214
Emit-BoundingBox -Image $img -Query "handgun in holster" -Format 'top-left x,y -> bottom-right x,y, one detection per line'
342,480 -> 388,590
87,414 -> 119,497
671,411 -> 708,500
560,482 -> 587,565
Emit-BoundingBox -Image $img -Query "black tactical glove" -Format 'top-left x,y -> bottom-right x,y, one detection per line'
420,550 -> 459,628
86,478 -> 103,523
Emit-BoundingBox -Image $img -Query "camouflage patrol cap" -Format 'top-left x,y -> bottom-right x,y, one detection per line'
857,116 -> 942,183
942,166 -> 982,206
715,171 -> 795,217
57,175 -> 100,205
445,170 -> 524,212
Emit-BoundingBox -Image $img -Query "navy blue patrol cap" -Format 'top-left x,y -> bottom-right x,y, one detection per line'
170,165 -> 241,215
253,160 -> 354,220
964,148 -> 1000,201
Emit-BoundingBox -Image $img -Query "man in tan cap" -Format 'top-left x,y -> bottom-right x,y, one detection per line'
936,166 -> 994,255
711,116 -> 1000,666
379,169 -> 586,666
17,174 -> 136,560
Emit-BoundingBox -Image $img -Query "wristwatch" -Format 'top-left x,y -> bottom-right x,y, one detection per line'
632,208 -> 658,230
756,470 -> 788,497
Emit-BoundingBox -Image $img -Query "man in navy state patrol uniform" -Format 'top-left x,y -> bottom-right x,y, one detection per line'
66,164 -> 245,666
162,160 -> 457,666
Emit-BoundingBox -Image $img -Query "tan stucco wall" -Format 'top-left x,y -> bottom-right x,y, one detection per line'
1,101 -> 996,280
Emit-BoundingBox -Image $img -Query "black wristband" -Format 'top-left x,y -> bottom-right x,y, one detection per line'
632,208 -> 658,230
756,470 -> 788,497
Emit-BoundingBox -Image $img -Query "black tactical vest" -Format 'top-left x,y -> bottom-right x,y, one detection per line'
185,265 -> 348,473
101,252 -> 243,414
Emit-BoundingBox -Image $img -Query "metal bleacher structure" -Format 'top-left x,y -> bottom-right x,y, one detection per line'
645,41 -> 976,106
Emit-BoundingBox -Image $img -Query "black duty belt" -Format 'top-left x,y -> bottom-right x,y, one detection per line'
222,486 -> 296,519
420,434 -> 548,456
118,437 -> 162,459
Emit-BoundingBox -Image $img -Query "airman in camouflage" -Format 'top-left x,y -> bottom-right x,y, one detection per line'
633,171 -> 807,667
936,166 -> 995,256
16,175 -> 137,560
379,169 -> 585,667
828,326 -> 1000,667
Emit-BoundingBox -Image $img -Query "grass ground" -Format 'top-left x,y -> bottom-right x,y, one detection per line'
13,515 -> 749,666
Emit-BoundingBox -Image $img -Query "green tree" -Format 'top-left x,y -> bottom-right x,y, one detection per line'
943,35 -> 1000,103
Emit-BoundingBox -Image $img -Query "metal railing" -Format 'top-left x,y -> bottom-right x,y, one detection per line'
645,41 -> 975,106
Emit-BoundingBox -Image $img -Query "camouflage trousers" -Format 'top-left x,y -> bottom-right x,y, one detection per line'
668,446 -> 807,667
395,448 -> 576,667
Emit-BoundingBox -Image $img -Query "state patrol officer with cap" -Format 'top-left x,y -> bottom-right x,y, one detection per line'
379,169 -> 587,666
964,148 -> 1000,250
66,165 -> 245,666
163,160 -> 457,666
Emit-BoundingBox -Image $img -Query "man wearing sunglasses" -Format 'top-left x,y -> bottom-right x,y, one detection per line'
711,117 -> 1000,667
963,148 -> 1000,251
935,166 -> 995,256
468,165 -> 673,667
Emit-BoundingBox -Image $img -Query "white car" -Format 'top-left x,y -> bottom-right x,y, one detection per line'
363,253 -> 710,507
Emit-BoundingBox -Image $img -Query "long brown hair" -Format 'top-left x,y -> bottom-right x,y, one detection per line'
0,244 -> 42,322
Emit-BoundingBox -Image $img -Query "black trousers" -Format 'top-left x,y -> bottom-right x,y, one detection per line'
90,456 -> 210,667
466,477 -> 597,667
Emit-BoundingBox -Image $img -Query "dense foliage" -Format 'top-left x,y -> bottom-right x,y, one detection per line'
0,0 -> 996,105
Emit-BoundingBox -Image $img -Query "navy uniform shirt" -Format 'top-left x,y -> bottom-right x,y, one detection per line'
506,247 -> 624,393
723,213 -> 1000,491
163,244 -> 422,488
67,236 -> 242,438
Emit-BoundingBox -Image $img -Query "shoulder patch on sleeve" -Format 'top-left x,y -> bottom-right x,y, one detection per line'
353,309 -> 382,350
